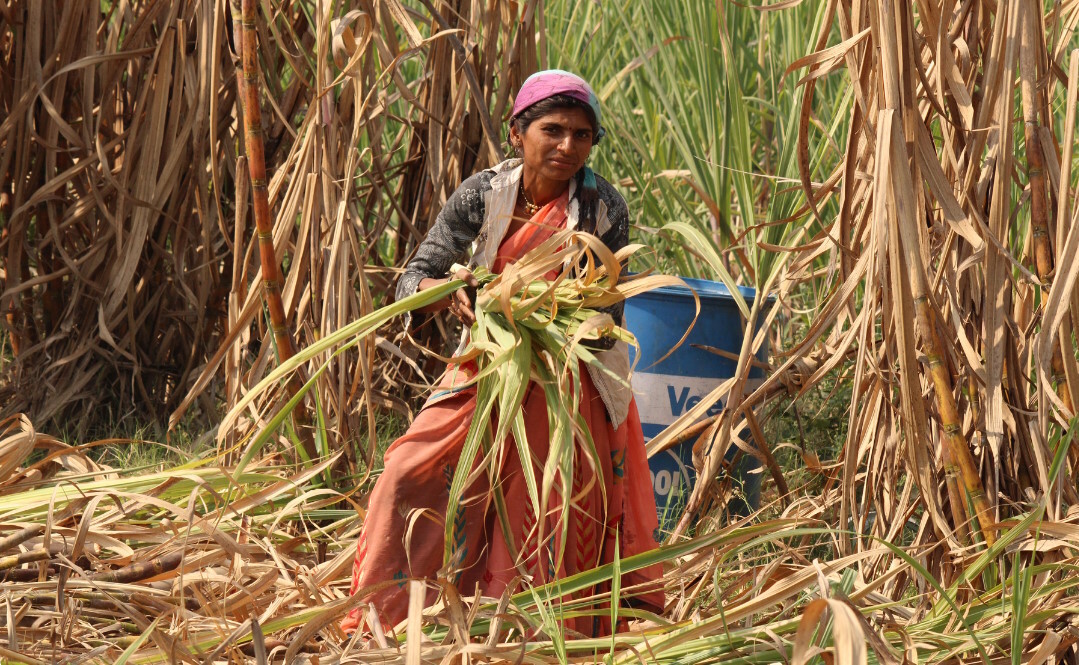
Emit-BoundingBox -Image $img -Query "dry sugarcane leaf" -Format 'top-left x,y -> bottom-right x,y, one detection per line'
791,597 -> 868,665
784,27 -> 871,84
914,123 -> 983,250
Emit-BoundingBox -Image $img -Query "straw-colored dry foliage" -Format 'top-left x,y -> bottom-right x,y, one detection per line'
4,0 -> 1079,662
0,0 -> 533,446
4,412 -> 1079,663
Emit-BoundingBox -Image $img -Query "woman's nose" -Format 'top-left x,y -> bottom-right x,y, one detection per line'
557,134 -> 573,153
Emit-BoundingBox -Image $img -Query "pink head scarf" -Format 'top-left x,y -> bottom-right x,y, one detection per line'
511,69 -> 605,143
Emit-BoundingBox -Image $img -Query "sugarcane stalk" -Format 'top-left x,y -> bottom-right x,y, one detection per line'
1026,133 -> 1054,279
229,0 -> 245,102
1018,5 -> 1075,478
26,592 -> 201,612
0,524 -> 44,555
884,110 -> 995,546
1026,128 -> 1075,450
914,273 -> 995,546
0,547 -> 50,571
52,590 -> 112,606
918,298 -> 978,544
89,550 -> 184,584
0,193 -> 16,357
240,638 -> 288,657
2,568 -> 56,582
237,0 -> 317,462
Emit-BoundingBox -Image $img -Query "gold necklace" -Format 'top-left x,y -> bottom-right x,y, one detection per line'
520,182 -> 541,214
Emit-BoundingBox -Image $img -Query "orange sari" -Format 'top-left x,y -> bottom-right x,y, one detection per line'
343,190 -> 663,636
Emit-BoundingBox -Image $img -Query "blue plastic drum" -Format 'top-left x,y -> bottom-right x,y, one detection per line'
623,276 -> 770,532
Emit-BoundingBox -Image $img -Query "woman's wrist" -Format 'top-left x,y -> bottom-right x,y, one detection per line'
415,269 -> 478,323
418,276 -> 447,291
416,277 -> 449,313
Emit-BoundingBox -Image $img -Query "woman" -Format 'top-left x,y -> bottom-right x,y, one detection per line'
343,70 -> 663,637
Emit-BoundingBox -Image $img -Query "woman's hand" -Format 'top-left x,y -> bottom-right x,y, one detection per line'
417,268 -> 479,326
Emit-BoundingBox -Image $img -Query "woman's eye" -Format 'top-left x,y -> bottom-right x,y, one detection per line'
544,127 -> 558,134
576,131 -> 591,140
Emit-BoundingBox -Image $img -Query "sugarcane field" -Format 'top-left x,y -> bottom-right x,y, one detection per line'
4,0 -> 1079,662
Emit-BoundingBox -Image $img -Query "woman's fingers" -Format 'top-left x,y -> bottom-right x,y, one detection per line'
453,289 -> 476,326
448,268 -> 478,325
454,267 -> 479,288
416,275 -> 476,323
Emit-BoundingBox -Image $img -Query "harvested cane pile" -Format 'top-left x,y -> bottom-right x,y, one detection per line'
5,412 -> 1079,663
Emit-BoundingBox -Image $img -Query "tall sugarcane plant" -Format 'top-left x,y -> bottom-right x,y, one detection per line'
234,0 -> 316,462
549,0 -> 1079,558
0,0 -> 537,450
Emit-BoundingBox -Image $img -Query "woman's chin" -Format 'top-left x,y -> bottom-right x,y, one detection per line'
539,162 -> 580,181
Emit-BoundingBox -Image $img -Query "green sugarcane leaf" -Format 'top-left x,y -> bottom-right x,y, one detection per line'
113,618 -> 161,665
662,221 -> 750,319
443,378 -> 499,570
225,279 -> 465,460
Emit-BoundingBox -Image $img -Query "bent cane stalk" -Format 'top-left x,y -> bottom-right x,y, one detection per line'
1018,4 -> 1074,428
238,0 -> 316,462
885,115 -> 995,547
922,297 -> 983,544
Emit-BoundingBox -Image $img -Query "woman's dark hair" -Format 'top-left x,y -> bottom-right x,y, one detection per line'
510,94 -> 600,145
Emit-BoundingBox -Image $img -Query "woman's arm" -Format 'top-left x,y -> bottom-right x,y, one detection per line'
397,172 -> 493,323
587,176 -> 630,351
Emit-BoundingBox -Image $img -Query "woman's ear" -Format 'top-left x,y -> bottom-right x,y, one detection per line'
508,123 -> 520,150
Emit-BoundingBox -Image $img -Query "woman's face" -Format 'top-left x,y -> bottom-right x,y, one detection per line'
511,107 -> 594,185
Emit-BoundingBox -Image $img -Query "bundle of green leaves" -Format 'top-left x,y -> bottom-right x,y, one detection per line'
439,229 -> 683,576
226,228 -> 682,580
